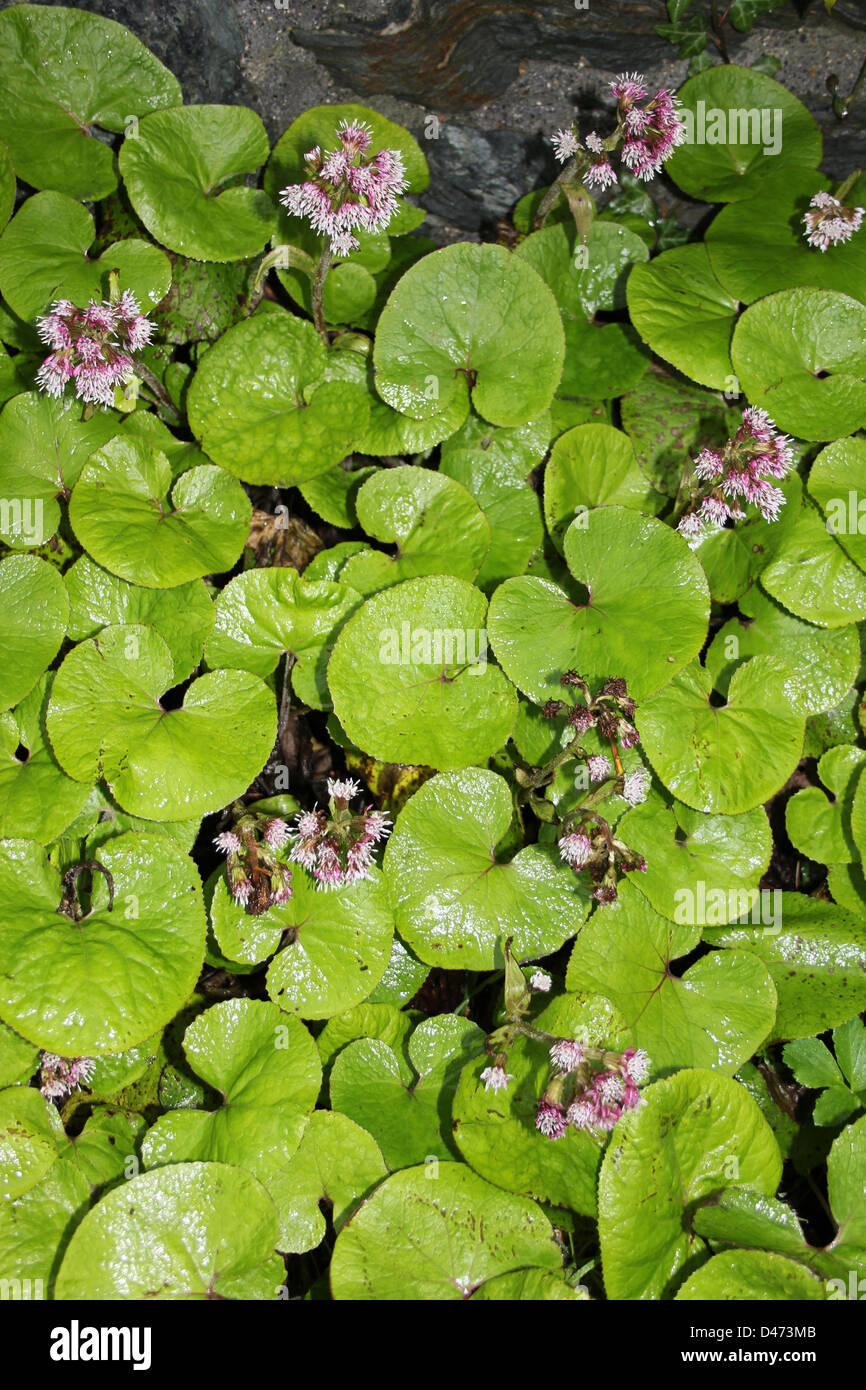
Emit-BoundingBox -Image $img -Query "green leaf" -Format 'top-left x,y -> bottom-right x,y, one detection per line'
0,140 -> 14,233
204,567 -> 360,711
705,584 -> 860,717
488,508 -> 710,704
330,1016 -> 485,1169
656,14 -> 708,58
0,392 -> 118,550
0,1020 -> 39,1087
158,255 -> 254,345
618,793 -> 772,924
472,1269 -> 589,1300
271,1110 -> 387,1254
0,554 -> 68,713
263,867 -> 394,1020
808,434 -> 866,571
620,375 -> 742,498
0,1085 -> 65,1199
328,576 -> 517,770
188,310 -> 370,485
0,1152 -> 89,1297
706,172 -> 866,307
782,1037 -> 845,1090
316,1001 -> 417,1080
626,245 -> 738,390
453,992 -> 627,1220
543,423 -> 663,550
69,436 -> 250,589
784,745 -> 865,865
341,465 -> 490,596
373,243 -> 565,427
142,999 -> 320,1196
665,66 -> 822,203
0,674 -> 93,844
47,624 -> 275,820
515,219 -> 650,317
55,1161 -> 283,1300
119,106 -> 275,262
759,501 -> 866,627
0,3 -> 181,200
0,833 -> 206,1054
705,895 -> 866,1040
567,882 -> 776,1073
264,103 -> 429,238
65,556 -> 214,685
676,1249 -> 826,1300
693,1185 -> 808,1257
0,191 -> 172,324
731,288 -> 866,441
384,768 -> 589,969
330,1161 -> 560,1300
821,1115 -> 866,1277
368,935 -> 430,1006
639,657 -> 805,814
598,1069 -> 782,1299
59,1107 -> 146,1190
834,1016 -> 866,1091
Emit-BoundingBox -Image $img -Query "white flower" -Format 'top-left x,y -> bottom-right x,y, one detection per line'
480,1064 -> 513,1093
529,970 -> 552,992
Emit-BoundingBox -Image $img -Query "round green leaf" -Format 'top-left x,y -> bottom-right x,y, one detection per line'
0,674 -> 93,844
205,566 -> 360,711
341,465 -> 491,596
383,768 -> 589,969
706,171 -> 866,306
639,657 -> 805,814
119,106 -> 275,262
516,219 -> 650,318
188,311 -> 370,485
0,554 -> 68,713
676,1249 -> 826,1300
271,1110 -> 387,1255
567,882 -> 777,1074
0,191 -> 172,324
142,999 -> 320,1190
488,508 -> 710,704
0,3 -> 181,200
0,1152 -> 90,1298
440,409 -> 551,482
330,1162 -> 560,1300
626,244 -> 738,390
786,745 -> 865,865
439,433 -> 545,589
0,392 -> 118,550
0,1085 -> 64,1200
55,1161 -> 283,1300
759,501 -> 866,628
0,833 -> 206,1054
705,894 -> 866,1041
328,575 -> 517,769
731,288 -> 866,441
618,793 -> 772,924
69,436 -> 250,589
598,1068 -> 782,1300
65,556 -> 214,685
329,1016 -> 485,1170
664,66 -> 821,203
373,243 -> 565,427
808,435 -> 866,572
543,423 -> 663,549
263,866 -> 394,1020
46,624 -> 275,820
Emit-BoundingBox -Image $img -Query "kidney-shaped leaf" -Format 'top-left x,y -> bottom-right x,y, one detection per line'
0,554 -> 68,713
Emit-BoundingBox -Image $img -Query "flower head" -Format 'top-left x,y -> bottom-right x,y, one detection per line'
552,127 -> 580,163
803,190 -> 864,251
40,1052 -> 96,1101
535,1099 -> 568,1140
529,970 -> 552,992
550,1039 -> 585,1073
480,1064 -> 513,1093
587,754 -> 612,783
280,123 -> 408,256
34,292 -> 154,409
559,831 -> 593,869
621,767 -> 649,806
291,782 -> 391,891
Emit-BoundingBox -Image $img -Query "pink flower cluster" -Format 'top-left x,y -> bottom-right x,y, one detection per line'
291,776 -> 391,890
678,406 -> 794,539
40,1052 -> 95,1101
536,1047 -> 650,1140
803,191 -> 864,251
35,291 -> 155,408
214,815 -> 293,913
280,120 -> 408,257
552,72 -> 685,191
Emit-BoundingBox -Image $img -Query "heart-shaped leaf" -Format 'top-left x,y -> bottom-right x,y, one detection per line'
639,657 -> 805,814
0,3 -> 181,200
0,1149 -> 90,1297
330,1161 -> 560,1300
55,1161 -> 284,1300
373,243 -> 565,427
543,423 -> 663,549
759,500 -> 866,628
329,575 -> 517,769
488,507 -> 710,704
664,66 -> 821,203
516,219 -> 650,317
785,745 -> 865,865
47,624 -> 275,820
69,436 -> 250,589
119,106 -> 275,262
188,310 -> 370,485
567,882 -> 777,1073
383,768 -> 589,969
0,833 -> 206,1054
0,191 -> 172,323
731,288 -> 866,441
0,675 -> 93,844
598,1068 -> 782,1299
626,244 -> 738,389
0,554 -> 68,713
269,1110 -> 387,1255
